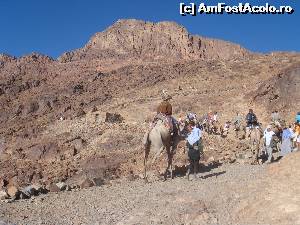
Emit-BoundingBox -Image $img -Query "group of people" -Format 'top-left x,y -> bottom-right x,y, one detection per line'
263,112 -> 300,163
151,90 -> 300,177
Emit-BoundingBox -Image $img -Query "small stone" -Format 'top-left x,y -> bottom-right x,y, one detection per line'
22,185 -> 38,196
65,185 -> 71,191
47,183 -> 61,193
80,178 -> 94,189
56,182 -> 67,191
207,156 -> 215,163
92,177 -> 104,186
19,191 -> 30,199
0,190 -> 8,200
105,112 -> 124,123
32,184 -> 47,194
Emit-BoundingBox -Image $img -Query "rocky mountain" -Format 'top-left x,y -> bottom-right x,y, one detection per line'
58,19 -> 250,62
250,62 -> 300,121
0,19 -> 299,197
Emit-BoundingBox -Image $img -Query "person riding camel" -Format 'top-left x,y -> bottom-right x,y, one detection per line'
154,90 -> 177,136
245,109 -> 260,138
246,109 -> 258,128
144,90 -> 177,148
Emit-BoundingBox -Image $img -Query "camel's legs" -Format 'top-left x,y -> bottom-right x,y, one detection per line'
250,129 -> 260,164
144,145 -> 150,182
169,146 -> 173,179
164,146 -> 173,180
151,146 -> 164,164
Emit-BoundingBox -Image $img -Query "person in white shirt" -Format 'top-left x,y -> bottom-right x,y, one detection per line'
263,125 -> 276,163
186,121 -> 202,180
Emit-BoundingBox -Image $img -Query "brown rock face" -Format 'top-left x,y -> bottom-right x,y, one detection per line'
249,64 -> 300,120
59,19 -> 250,62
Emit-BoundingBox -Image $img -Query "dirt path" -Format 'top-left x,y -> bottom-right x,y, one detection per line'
0,164 -> 266,225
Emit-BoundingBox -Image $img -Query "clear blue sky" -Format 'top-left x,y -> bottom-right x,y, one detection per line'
0,0 -> 299,58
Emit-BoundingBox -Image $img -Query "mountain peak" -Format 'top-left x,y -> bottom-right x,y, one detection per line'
59,19 -> 250,63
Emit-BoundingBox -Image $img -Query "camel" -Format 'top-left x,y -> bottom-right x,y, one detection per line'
246,126 -> 263,163
143,119 -> 181,181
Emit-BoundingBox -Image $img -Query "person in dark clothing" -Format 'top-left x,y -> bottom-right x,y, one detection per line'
246,109 -> 258,128
185,121 -> 203,180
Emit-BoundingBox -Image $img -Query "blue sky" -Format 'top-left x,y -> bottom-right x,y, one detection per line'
0,0 -> 299,58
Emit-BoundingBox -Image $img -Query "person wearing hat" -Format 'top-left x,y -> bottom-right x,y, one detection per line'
157,90 -> 172,116
263,125 -> 276,163
152,90 -> 177,136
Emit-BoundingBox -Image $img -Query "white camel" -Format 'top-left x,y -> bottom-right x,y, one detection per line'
143,120 -> 180,181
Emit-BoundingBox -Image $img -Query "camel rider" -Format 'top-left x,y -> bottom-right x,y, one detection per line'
246,109 -> 258,128
155,90 -> 177,136
157,91 -> 172,117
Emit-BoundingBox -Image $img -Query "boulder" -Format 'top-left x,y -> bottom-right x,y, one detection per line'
71,137 -> 86,154
7,186 -> 20,199
21,185 -> 39,197
26,145 -> 44,161
75,108 -> 86,118
0,190 -> 8,200
23,101 -> 39,115
91,106 -> 98,112
92,177 -> 105,186
73,84 -> 84,94
31,184 -> 47,194
47,183 -> 61,193
19,191 -> 31,199
56,182 -> 67,191
80,178 -> 94,189
105,112 -> 124,123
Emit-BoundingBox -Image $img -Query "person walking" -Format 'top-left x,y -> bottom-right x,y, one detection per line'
263,125 -> 276,163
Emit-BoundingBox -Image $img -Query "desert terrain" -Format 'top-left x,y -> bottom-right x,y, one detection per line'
0,19 -> 300,224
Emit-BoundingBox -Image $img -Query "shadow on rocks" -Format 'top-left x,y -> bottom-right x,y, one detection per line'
199,171 -> 226,179
173,161 -> 223,178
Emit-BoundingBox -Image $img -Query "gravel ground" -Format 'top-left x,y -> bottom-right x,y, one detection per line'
0,164 -> 266,225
